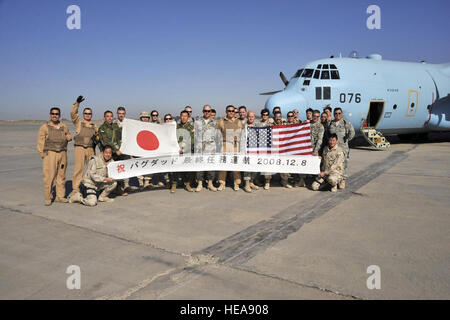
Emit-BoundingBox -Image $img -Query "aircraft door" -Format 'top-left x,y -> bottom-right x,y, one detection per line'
365,101 -> 385,128
406,90 -> 418,117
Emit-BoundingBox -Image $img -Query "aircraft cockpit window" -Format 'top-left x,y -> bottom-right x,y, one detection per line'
320,71 -> 330,79
330,64 -> 337,69
313,70 -> 320,79
322,64 -> 329,69
317,64 -> 322,69
301,69 -> 314,78
330,70 -> 340,79
292,68 -> 304,78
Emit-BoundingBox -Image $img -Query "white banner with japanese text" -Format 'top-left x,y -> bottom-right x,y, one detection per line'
108,153 -> 320,179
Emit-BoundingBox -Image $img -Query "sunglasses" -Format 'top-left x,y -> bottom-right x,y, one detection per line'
50,113 -> 60,115
203,110 -> 211,113
334,112 -> 342,115
226,109 -> 235,113
164,118 -> 172,121
151,114 -> 158,116
186,111 -> 192,113
262,114 -> 269,116
84,112 -> 92,115
287,115 -> 294,117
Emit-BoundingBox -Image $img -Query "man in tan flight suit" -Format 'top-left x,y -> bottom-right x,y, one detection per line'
37,107 -> 72,205
217,105 -> 243,191
68,96 -> 98,203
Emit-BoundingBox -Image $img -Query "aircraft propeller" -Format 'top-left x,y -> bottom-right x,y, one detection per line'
280,72 -> 289,86
258,71 -> 288,95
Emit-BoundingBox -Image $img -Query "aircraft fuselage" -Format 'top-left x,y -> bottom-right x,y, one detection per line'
264,56 -> 450,134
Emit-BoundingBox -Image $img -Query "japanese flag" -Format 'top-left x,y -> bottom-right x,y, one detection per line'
119,118 -> 179,157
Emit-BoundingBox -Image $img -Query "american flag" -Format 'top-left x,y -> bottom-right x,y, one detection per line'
246,123 -> 313,155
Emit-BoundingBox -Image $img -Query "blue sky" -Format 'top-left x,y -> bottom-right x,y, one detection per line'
0,0 -> 449,120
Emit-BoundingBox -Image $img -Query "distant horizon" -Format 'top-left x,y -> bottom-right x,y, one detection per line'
1,0 -> 449,120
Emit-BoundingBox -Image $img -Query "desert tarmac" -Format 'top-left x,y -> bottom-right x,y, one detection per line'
0,122 -> 449,299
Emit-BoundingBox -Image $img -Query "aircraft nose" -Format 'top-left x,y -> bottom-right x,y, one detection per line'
264,91 -> 308,112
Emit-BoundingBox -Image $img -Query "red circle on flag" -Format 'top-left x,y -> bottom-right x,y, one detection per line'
136,130 -> 159,151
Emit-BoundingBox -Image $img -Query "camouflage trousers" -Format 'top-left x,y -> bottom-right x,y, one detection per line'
312,173 -> 342,190
82,181 -> 117,206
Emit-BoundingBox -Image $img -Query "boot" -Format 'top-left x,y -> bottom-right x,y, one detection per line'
233,183 -> 240,191
195,181 -> 203,192
243,180 -> 252,193
143,179 -> 151,189
68,191 -> 83,203
297,177 -> 306,187
207,180 -> 217,192
217,181 -> 225,191
264,181 -> 270,190
138,178 -> 144,189
98,191 -> 114,202
44,199 -> 52,206
170,182 -> 176,193
157,181 -> 165,187
122,182 -> 130,196
54,197 -> 69,203
338,180 -> 346,189
331,185 -> 338,193
311,181 -> 321,191
249,182 -> 259,190
281,180 -> 293,189
185,182 -> 194,192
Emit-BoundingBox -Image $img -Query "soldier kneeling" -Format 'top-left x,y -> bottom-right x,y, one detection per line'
76,145 -> 117,206
311,134 -> 345,193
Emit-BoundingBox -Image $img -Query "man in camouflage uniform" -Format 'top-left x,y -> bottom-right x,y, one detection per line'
113,106 -> 133,193
170,110 -> 195,193
288,111 -> 304,187
256,108 -> 273,190
98,110 -> 121,157
320,111 -> 330,154
69,96 -> 98,203
81,145 -> 117,206
295,109 -> 324,188
311,134 -> 345,192
273,113 -> 293,188
37,107 -> 72,205
310,110 -> 325,155
194,104 -> 219,192
136,111 -> 154,190
327,107 -> 355,189
217,105 -> 244,191
241,111 -> 260,193
98,110 -> 128,195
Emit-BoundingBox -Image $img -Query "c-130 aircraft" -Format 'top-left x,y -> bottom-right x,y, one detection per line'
262,52 -> 450,148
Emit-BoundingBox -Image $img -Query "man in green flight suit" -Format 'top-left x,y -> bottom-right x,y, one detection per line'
170,110 -> 195,193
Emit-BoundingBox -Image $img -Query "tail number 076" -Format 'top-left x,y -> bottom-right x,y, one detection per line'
340,93 -> 361,103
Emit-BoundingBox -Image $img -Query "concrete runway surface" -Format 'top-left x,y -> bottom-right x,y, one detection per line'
0,122 -> 449,299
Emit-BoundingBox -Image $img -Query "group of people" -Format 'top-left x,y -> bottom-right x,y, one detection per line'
37,96 -> 355,206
